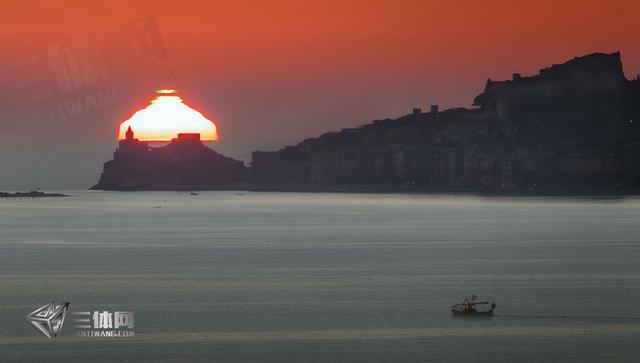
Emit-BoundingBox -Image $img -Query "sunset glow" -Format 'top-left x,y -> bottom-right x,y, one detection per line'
118,91 -> 218,141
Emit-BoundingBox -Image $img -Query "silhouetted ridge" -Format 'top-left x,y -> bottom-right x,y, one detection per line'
249,51 -> 640,191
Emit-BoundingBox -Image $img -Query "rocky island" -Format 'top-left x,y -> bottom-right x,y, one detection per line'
93,52 -> 640,193
92,128 -> 246,190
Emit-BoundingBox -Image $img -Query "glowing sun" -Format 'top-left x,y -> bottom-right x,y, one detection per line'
118,90 -> 218,141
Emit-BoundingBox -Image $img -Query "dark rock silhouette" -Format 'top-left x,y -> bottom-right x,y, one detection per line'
0,191 -> 69,198
92,130 -> 246,190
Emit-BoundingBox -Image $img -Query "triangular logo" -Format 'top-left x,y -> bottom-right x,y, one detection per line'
25,302 -> 69,339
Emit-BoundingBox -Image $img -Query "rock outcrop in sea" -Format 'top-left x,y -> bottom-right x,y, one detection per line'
0,191 -> 69,198
92,130 -> 246,190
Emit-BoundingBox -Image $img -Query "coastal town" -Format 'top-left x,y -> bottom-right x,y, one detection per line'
250,52 -> 640,191
94,52 -> 640,192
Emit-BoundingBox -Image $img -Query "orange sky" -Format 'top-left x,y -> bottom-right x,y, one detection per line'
1,0 -> 640,147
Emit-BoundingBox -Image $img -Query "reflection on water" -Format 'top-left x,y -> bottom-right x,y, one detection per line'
1,192 -> 639,362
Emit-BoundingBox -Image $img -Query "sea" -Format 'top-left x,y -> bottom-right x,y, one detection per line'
1,191 -> 639,362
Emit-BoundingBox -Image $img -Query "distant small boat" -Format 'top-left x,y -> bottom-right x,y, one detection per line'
236,192 -> 246,196
451,295 -> 496,316
190,192 -> 199,196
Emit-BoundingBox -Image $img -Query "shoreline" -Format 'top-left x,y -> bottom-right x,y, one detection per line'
87,184 -> 640,197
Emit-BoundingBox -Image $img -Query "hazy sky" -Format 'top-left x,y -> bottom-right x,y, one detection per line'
1,0 -> 640,189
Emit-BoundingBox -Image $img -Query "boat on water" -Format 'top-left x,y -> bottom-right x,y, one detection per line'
451,295 -> 496,316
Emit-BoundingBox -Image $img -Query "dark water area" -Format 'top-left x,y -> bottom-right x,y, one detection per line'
1,192 -> 639,362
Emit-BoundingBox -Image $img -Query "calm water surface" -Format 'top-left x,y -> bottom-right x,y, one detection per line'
1,191 -> 639,362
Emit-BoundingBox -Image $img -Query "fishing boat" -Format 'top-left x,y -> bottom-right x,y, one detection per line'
451,295 -> 496,316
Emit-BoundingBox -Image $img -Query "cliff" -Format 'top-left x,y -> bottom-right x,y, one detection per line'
92,133 -> 247,190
